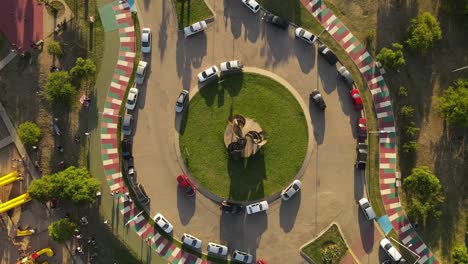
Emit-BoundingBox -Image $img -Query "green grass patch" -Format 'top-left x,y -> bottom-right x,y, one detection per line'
301,224 -> 348,264
174,0 -> 213,29
179,73 -> 308,201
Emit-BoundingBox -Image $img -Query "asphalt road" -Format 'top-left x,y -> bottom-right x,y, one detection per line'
131,0 -> 383,263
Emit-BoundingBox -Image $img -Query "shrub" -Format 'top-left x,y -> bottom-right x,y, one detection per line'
406,12 -> 442,52
376,43 -> 406,70
452,245 -> 468,264
45,71 -> 76,106
399,105 -> 415,119
403,125 -> 420,139
48,218 -> 77,242
17,122 -> 42,146
402,141 -> 418,153
437,79 -> 468,127
397,86 -> 408,97
47,40 -> 63,57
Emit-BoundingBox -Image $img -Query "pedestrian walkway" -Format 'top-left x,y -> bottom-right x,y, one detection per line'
0,52 -> 17,71
300,0 -> 438,263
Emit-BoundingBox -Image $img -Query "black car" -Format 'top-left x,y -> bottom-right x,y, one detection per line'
355,143 -> 368,170
122,138 -> 133,160
318,44 -> 338,65
220,200 -> 245,214
310,90 -> 327,110
262,12 -> 289,30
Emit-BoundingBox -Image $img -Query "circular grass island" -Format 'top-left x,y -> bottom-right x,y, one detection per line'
179,73 -> 308,201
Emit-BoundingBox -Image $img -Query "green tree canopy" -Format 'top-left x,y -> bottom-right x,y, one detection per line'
70,57 -> 96,90
452,245 -> 468,264
376,43 -> 406,70
437,79 -> 468,127
406,12 -> 442,52
29,166 -> 100,205
403,166 -> 445,226
47,40 -> 63,57
45,71 -> 76,106
17,121 -> 42,146
48,218 -> 77,242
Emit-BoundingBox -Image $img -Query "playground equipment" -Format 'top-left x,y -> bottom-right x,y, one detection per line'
0,171 -> 20,187
0,193 -> 31,214
16,228 -> 35,237
16,247 -> 54,264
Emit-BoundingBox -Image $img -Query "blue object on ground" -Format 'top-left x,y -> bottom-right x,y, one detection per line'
377,215 -> 393,235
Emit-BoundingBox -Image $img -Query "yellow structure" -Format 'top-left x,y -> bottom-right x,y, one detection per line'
0,193 -> 31,214
16,228 -> 35,237
0,171 -> 20,187
17,247 -> 54,264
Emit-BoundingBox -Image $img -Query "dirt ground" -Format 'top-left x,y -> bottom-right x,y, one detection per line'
326,0 -> 468,262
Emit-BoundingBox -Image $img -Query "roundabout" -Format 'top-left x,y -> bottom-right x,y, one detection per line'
178,72 -> 309,201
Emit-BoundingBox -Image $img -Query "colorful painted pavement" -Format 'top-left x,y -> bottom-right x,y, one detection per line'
300,0 -> 439,263
99,2 -> 209,263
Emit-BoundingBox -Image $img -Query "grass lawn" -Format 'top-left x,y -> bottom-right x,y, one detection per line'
174,0 -> 213,29
301,224 -> 348,264
179,73 -> 308,201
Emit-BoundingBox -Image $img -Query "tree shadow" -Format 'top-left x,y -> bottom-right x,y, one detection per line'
158,0 -> 169,60
227,151 -> 266,201
293,38 -> 316,74
279,191 -> 301,232
176,185 -> 196,225
175,31 -> 207,90
316,58 -> 338,95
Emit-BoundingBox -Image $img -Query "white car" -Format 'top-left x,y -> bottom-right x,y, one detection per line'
175,90 -> 189,113
220,60 -> 243,72
246,200 -> 268,215
141,28 -> 152,53
135,61 -> 148,85
241,0 -> 260,13
380,238 -> 403,262
232,250 -> 253,263
181,233 -> 202,249
295,27 -> 317,44
197,66 -> 219,82
207,242 -> 228,256
125,87 -> 139,110
153,213 -> 173,233
184,21 -> 208,37
358,198 -> 376,221
281,179 -> 302,201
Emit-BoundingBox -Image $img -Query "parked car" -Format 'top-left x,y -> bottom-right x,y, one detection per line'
318,44 -> 338,65
135,61 -> 148,85
338,66 -> 354,84
357,117 -> 368,141
355,143 -> 368,170
175,90 -> 189,113
295,27 -> 317,44
176,174 -> 196,196
246,200 -> 268,215
310,90 -> 326,110
350,89 -> 363,111
122,138 -> 132,160
126,87 -> 139,110
262,12 -> 288,30
125,158 -> 135,177
358,197 -> 376,220
181,233 -> 202,249
380,238 -> 403,262
122,114 -> 133,136
220,60 -> 243,72
153,213 -> 173,233
241,0 -> 260,13
220,200 -> 245,214
281,179 -> 302,201
197,66 -> 219,82
184,21 -> 208,37
207,242 -> 228,256
141,28 -> 152,53
232,250 -> 253,263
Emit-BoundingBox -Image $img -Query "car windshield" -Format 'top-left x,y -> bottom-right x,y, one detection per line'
127,99 -> 135,105
142,40 -> 149,47
384,243 -> 392,250
362,202 -> 370,209
292,184 -> 300,191
162,223 -> 169,229
226,62 -> 231,69
299,29 -> 305,36
202,72 -> 208,78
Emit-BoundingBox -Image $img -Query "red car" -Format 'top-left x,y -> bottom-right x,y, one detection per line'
357,117 -> 367,141
176,174 -> 196,196
257,260 -> 268,264
350,89 -> 363,111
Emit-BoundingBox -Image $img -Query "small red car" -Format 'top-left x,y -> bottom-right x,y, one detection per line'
176,174 -> 196,196
350,89 -> 363,111
357,117 -> 367,141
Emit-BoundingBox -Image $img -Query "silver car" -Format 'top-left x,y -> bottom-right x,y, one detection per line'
141,28 -> 151,53
281,179 -> 302,201
246,200 -> 268,215
220,60 -> 243,72
122,114 -> 133,136
181,233 -> 202,249
197,66 -> 219,82
175,90 -> 189,113
241,0 -> 260,13
184,21 -> 208,37
135,61 -> 148,85
207,242 -> 228,256
153,213 -> 173,233
232,250 -> 253,263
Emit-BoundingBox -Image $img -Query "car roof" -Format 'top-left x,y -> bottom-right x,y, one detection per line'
123,114 -> 132,124
136,61 -> 147,74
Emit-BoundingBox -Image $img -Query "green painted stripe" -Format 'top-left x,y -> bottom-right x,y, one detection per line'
103,154 -> 109,160
105,168 -> 117,175
102,143 -> 114,150
101,127 -> 108,133
383,168 -> 395,173
336,26 -> 346,35
352,43 -> 364,53
115,68 -> 127,75
108,91 -> 119,99
102,117 -> 114,123
104,101 -> 112,108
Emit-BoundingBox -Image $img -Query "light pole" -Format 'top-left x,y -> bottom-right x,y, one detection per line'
452,65 -> 468,73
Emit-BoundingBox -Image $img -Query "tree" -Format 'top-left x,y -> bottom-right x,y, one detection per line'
399,105 -> 415,119
452,245 -> 468,264
47,41 -> 63,58
70,57 -> 96,92
403,166 -> 445,226
45,71 -> 76,106
406,12 -> 442,52
29,166 -> 100,205
376,43 -> 406,70
48,218 -> 77,242
17,122 -> 42,146
437,79 -> 468,127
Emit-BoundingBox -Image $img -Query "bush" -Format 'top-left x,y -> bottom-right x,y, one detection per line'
437,79 -> 468,127
47,40 -> 63,57
48,218 -> 77,242
403,125 -> 420,139
399,105 -> 415,119
452,245 -> 468,264
398,86 -> 408,97
406,12 -> 442,52
376,43 -> 406,70
45,71 -> 76,106
402,141 -> 418,153
17,122 -> 42,146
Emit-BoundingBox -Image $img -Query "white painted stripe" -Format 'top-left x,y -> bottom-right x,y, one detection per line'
360,64 -> 371,73
110,183 -> 123,191
137,225 -> 148,236
345,44 -> 355,53
309,0 -> 319,7
103,159 -> 114,166
384,153 -> 397,158
400,224 -> 412,233
115,14 -> 127,19
417,256 -> 429,264
111,173 -> 121,179
151,232 -> 161,244
370,75 -> 384,84
106,123 -> 118,129
111,82 -> 121,89
370,87 -> 382,95
107,148 -> 118,154
326,15 -> 337,26
171,247 -> 180,257
380,163 -> 391,169
378,100 -> 392,108
312,9 -> 321,17
358,52 -> 370,62
389,202 -> 401,209
402,234 -> 413,244
124,51 -> 136,57
416,244 -> 427,254
383,178 -> 395,184
121,206 -> 131,214
120,37 -> 132,42
156,241 -> 167,253
342,32 -> 353,43
119,3 -> 129,9
195,258 -> 203,264
380,189 -> 392,195
377,111 -> 388,118
123,27 -> 134,33
379,137 -> 392,143
382,126 -> 396,132
388,212 -> 400,221
111,98 -> 122,105
119,75 -> 130,82
117,60 -> 129,66
101,134 -> 111,139
328,25 -> 339,35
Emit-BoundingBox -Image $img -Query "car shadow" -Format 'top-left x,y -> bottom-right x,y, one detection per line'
354,167 -> 364,202
175,31 -> 207,90
223,0 -> 242,39
242,212 -> 268,261
308,103 -> 325,145
176,186 -> 195,225
174,104 -> 189,135
279,191 -> 301,232
136,60 -> 151,110
358,207 -> 375,254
